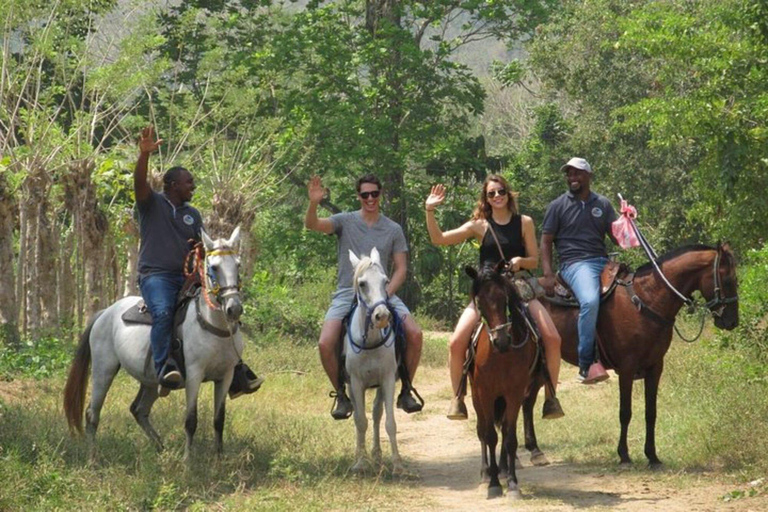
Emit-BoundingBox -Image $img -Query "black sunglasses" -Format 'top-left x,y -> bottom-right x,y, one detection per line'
359,190 -> 381,200
486,188 -> 507,199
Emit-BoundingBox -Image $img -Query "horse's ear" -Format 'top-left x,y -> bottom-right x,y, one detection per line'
226,226 -> 241,249
349,250 -> 361,268
465,265 -> 478,281
495,260 -> 506,274
201,229 -> 215,251
370,247 -> 381,266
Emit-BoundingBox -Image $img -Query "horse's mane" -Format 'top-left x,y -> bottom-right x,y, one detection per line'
634,244 -> 717,277
471,264 -> 523,306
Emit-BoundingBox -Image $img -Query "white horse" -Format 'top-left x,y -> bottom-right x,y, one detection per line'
64,227 -> 244,460
345,247 -> 402,474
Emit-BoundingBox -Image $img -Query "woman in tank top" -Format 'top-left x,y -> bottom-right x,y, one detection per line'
425,174 -> 564,421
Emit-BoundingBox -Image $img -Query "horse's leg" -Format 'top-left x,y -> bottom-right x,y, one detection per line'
184,374 -> 203,462
349,376 -> 369,474
523,379 -> 548,466
504,404 -> 523,500
482,420 -> 502,499
643,361 -> 664,468
617,370 -> 634,465
85,359 -> 119,462
372,387 -> 383,464
382,375 -> 402,474
130,384 -> 163,451
213,378 -> 229,457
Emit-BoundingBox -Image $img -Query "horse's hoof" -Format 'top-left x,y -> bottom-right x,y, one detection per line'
487,485 -> 503,499
507,487 -> 523,500
350,460 -> 369,475
619,460 -> 633,468
392,463 -> 405,476
648,460 -> 663,471
530,451 -> 550,467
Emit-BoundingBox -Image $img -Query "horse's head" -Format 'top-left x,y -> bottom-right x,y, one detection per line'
702,242 -> 739,330
201,226 -> 243,322
349,247 -> 391,329
466,261 -> 526,353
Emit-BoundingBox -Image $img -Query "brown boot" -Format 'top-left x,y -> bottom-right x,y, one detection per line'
446,396 -> 468,420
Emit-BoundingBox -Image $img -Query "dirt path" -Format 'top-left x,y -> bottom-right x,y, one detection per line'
394,363 -> 766,511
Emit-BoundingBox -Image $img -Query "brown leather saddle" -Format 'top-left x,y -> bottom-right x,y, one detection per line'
538,261 -> 630,307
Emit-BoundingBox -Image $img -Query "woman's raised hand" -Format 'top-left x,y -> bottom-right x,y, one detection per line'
425,184 -> 446,211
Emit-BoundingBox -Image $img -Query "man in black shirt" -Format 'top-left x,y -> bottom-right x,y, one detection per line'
134,126 -> 262,397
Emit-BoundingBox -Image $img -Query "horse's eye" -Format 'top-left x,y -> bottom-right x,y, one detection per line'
359,281 -> 367,289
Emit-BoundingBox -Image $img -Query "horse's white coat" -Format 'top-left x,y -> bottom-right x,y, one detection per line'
75,227 -> 243,460
345,247 -> 402,474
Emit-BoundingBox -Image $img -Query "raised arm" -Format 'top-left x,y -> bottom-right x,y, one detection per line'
304,175 -> 334,234
509,215 -> 539,272
540,233 -> 556,296
134,126 -> 163,203
425,184 -> 479,245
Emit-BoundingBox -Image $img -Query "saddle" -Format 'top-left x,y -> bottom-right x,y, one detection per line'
121,273 -> 202,377
538,260 -> 630,307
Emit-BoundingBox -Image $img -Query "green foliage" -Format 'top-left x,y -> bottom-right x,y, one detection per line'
243,267 -> 336,344
524,0 -> 768,252
0,332 -> 75,379
717,242 -> 768,360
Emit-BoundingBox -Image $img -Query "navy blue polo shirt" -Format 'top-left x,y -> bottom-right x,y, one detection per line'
136,190 -> 203,278
542,191 -> 616,267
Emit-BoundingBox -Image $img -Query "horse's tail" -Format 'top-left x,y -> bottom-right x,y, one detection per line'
63,310 -> 103,435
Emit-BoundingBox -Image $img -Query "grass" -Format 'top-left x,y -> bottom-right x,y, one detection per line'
1,320 -> 768,509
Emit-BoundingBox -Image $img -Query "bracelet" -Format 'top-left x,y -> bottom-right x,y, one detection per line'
426,207 -> 435,212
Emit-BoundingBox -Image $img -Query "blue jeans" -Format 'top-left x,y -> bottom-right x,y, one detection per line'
139,273 -> 185,376
560,257 -> 608,371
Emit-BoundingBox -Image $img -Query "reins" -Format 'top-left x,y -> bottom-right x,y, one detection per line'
623,198 -> 737,341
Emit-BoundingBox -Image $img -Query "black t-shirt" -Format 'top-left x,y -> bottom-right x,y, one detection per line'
479,216 -> 525,267
136,190 -> 203,277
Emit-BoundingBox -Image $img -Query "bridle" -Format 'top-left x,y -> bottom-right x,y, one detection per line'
204,248 -> 241,309
347,264 -> 394,353
473,275 -> 533,350
702,248 -> 738,318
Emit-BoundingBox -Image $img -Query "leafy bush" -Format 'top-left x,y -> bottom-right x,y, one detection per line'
243,267 -> 336,345
0,331 -> 76,379
717,242 -> 768,360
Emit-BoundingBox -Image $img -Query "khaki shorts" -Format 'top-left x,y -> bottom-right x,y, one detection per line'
324,287 -> 411,322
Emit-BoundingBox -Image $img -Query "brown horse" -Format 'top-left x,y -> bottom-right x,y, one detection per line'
521,243 -> 739,467
466,262 -> 539,499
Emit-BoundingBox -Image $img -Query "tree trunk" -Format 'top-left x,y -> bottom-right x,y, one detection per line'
0,174 -> 19,346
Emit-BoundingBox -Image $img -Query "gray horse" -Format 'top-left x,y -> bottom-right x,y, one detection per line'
64,227 -> 244,460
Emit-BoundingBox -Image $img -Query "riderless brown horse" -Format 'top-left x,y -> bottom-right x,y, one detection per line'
521,243 -> 739,467
466,261 -> 539,499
